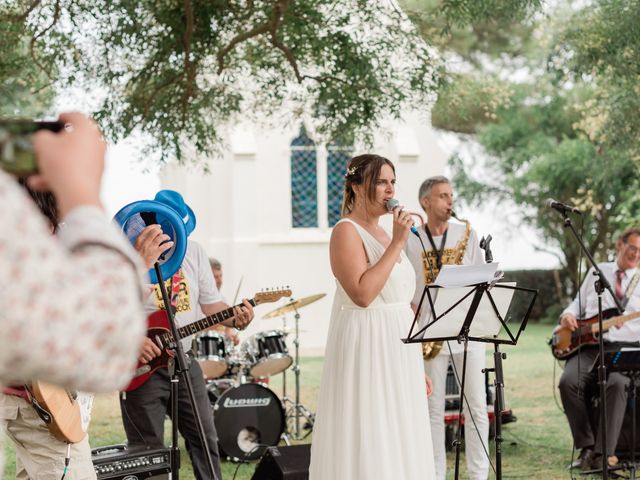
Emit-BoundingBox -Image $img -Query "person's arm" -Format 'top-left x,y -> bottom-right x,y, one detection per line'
0,114 -> 147,392
559,267 -> 595,331
331,209 -> 413,308
463,228 -> 485,266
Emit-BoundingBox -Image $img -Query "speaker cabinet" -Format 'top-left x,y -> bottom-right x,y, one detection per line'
252,445 -> 310,480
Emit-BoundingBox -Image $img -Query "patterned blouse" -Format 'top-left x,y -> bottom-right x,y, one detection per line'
0,172 -> 148,471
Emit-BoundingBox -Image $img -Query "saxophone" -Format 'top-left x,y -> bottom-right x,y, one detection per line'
422,211 -> 472,360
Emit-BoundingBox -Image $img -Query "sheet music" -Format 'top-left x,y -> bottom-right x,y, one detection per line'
420,282 -> 516,340
433,263 -> 501,288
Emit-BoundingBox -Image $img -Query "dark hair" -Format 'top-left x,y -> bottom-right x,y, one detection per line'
18,178 -> 59,233
209,258 -> 222,270
620,228 -> 640,244
341,154 -> 395,216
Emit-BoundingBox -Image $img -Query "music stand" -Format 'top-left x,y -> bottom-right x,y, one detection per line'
597,346 -> 640,479
404,278 -> 537,480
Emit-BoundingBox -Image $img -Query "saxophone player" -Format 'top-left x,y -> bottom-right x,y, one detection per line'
405,175 -> 489,480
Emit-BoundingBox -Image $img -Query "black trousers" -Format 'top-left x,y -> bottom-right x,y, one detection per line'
559,346 -> 629,456
120,358 -> 221,480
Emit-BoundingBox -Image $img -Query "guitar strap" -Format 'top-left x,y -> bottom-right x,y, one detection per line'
621,270 -> 640,310
169,269 -> 182,312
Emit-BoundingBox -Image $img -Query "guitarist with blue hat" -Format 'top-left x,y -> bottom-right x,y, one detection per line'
118,190 -> 254,480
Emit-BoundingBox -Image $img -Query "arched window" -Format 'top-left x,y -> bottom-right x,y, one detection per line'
290,126 -> 318,228
327,141 -> 352,227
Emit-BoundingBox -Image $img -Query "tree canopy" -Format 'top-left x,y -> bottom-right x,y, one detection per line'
2,0 -> 443,162
404,0 -> 640,288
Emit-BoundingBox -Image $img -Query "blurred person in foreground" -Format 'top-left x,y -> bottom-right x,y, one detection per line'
0,112 -> 147,475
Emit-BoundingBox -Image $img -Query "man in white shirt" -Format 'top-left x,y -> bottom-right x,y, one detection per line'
559,227 -> 640,470
405,176 -> 489,480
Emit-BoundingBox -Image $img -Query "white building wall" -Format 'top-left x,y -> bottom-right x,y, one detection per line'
161,111 -> 447,355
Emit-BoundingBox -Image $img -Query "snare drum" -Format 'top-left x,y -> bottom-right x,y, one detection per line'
242,330 -> 293,378
195,331 -> 230,380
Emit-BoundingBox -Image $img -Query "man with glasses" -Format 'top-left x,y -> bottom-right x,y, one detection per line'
559,227 -> 640,471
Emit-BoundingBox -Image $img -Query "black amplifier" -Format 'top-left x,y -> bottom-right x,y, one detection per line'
91,444 -> 173,480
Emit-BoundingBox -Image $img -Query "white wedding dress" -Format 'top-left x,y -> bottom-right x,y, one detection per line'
309,219 -> 435,479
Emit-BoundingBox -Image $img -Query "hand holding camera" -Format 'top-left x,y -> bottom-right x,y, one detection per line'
30,112 -> 105,217
0,112 -> 106,218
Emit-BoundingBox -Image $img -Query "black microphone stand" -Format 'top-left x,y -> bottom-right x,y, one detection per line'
153,262 -> 219,480
558,211 -> 625,479
479,235 -> 507,479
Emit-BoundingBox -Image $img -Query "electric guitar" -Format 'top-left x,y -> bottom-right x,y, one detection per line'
124,288 -> 292,392
27,381 -> 86,444
550,308 -> 640,360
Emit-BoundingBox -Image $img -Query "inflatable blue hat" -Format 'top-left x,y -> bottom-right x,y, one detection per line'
154,190 -> 196,236
113,199 -> 188,284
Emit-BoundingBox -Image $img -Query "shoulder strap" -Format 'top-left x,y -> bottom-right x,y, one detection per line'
621,270 -> 640,309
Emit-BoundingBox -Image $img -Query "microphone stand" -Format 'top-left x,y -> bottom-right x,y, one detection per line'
558,211 -> 625,479
479,235 -> 506,480
153,263 -> 219,480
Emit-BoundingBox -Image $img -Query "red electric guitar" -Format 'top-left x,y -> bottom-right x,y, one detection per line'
124,288 -> 291,392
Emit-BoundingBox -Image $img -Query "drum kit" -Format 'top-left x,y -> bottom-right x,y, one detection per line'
194,293 -> 326,461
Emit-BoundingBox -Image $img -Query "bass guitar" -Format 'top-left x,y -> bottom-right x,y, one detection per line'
27,381 -> 86,444
125,288 -> 291,392
550,308 -> 640,360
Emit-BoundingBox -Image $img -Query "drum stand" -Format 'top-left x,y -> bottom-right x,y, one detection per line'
280,305 -> 315,441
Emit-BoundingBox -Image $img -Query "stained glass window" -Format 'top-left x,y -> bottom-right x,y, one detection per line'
290,126 -> 318,228
327,142 -> 352,227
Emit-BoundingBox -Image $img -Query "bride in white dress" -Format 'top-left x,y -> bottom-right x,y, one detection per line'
309,154 -> 435,479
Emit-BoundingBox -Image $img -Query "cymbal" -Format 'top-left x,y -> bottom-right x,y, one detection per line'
262,293 -> 327,319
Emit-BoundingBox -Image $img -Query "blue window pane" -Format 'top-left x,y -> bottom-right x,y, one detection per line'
327,143 -> 352,227
291,126 -> 318,228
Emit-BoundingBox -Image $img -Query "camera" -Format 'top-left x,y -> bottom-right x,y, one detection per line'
0,119 -> 65,176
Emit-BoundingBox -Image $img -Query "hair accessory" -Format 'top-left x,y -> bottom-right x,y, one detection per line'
345,166 -> 358,178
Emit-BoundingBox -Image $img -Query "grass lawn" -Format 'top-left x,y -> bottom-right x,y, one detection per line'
4,324 -> 608,479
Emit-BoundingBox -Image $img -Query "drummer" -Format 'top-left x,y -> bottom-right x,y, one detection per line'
209,257 -> 240,345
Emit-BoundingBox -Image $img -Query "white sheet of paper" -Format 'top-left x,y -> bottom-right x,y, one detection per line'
433,263 -> 500,288
420,282 -> 516,340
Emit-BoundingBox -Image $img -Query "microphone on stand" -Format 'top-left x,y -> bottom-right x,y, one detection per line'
479,235 -> 493,263
140,211 -> 168,261
385,198 -> 419,235
545,198 -> 582,215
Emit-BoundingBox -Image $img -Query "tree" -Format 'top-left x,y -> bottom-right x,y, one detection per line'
404,0 -> 640,292
451,82 -> 637,290
0,18 -> 54,117
1,0 -> 441,162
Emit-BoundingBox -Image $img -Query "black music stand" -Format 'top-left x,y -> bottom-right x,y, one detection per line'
404,278 -> 537,480
595,346 -> 640,479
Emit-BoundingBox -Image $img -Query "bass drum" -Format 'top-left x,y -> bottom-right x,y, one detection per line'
211,383 -> 284,461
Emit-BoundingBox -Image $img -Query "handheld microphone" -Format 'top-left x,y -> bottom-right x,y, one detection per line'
385,198 -> 418,235
545,198 -> 582,215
